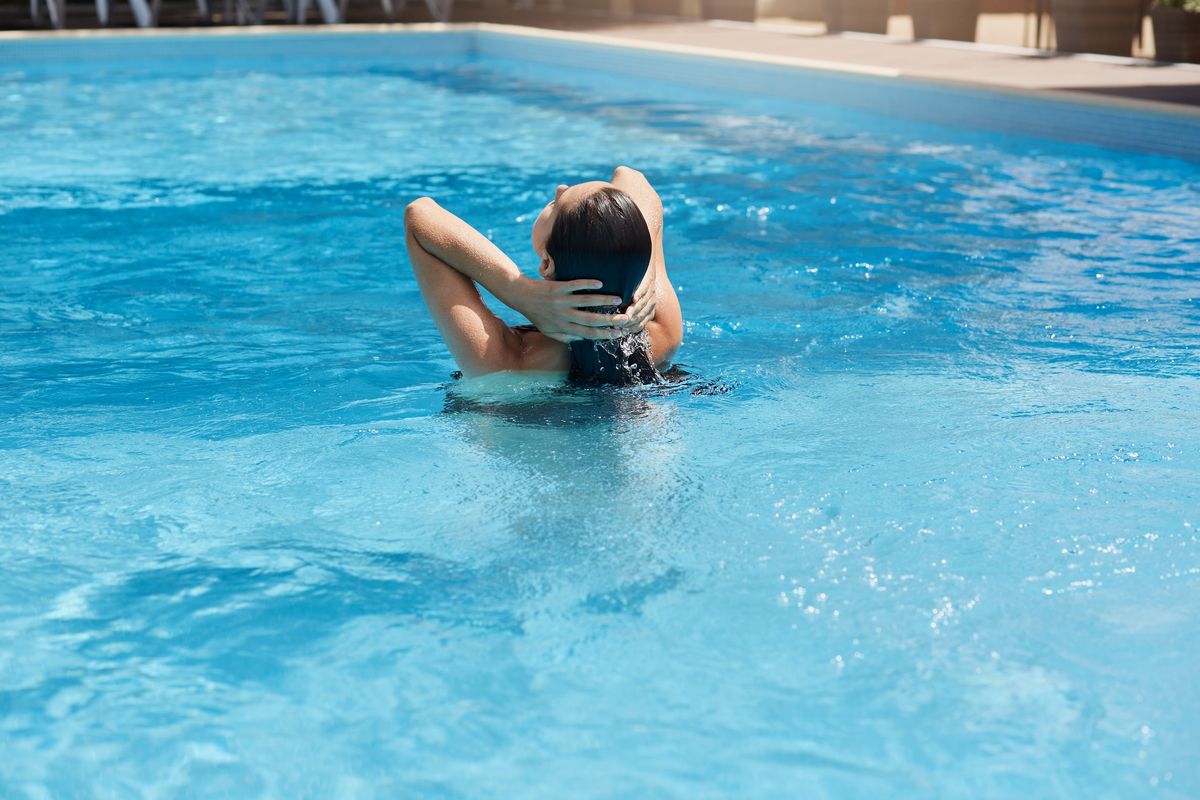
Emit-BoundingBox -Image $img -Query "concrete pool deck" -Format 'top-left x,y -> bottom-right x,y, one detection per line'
4,12 -> 1199,114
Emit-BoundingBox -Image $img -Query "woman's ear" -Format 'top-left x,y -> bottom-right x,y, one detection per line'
538,256 -> 554,280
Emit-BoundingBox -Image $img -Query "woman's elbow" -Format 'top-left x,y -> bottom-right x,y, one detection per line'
404,196 -> 438,232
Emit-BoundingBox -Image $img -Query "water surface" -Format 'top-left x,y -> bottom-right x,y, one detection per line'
2,32 -> 1199,798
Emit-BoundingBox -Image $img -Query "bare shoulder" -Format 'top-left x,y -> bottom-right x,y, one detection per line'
646,320 -> 679,370
512,327 -> 571,373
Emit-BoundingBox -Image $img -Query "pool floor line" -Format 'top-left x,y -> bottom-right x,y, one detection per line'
3,20 -> 1199,122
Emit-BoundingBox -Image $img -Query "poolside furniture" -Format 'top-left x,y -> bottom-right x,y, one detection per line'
288,0 -> 347,23
99,0 -> 160,26
1151,5 -> 1200,62
340,0 -> 404,21
30,0 -> 448,26
337,0 -> 452,22
418,0 -> 451,21
1051,0 -> 1142,55
823,0 -> 890,34
200,0 -> 339,25
30,0 -> 66,28
215,0 -> 271,24
911,0 -> 979,41
32,0 -> 163,28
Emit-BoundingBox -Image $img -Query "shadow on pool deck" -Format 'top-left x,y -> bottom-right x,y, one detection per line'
1059,83 -> 1200,106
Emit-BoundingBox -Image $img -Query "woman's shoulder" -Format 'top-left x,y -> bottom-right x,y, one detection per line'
511,325 -> 571,373
646,319 -> 679,370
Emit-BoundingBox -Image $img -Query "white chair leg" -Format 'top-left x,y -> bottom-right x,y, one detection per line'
423,0 -> 448,21
129,0 -> 153,26
39,0 -> 65,28
315,0 -> 339,22
96,0 -> 110,24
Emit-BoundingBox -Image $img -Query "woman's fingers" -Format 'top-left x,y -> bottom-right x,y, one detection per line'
624,309 -> 652,333
623,291 -> 656,326
632,298 -> 657,323
621,310 -> 649,334
565,322 -> 624,340
559,294 -> 622,308
633,268 -> 656,300
555,279 -> 605,295
567,309 -> 626,327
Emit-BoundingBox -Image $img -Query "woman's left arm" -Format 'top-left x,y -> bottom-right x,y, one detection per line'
609,167 -> 682,366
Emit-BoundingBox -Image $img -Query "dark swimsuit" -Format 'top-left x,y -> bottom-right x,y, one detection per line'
465,324 -> 719,392
512,323 -> 663,385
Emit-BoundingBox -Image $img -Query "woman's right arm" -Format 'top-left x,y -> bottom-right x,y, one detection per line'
610,167 -> 683,366
405,197 -> 630,343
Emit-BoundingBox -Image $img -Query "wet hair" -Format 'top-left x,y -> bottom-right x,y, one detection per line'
546,186 -> 661,386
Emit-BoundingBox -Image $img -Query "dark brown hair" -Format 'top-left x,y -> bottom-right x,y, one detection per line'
546,186 -> 660,386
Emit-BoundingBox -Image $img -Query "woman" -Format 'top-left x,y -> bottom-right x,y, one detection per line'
404,166 -> 682,385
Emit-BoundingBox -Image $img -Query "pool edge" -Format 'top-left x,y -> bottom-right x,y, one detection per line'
481,24 -> 1200,126
3,22 -> 1197,123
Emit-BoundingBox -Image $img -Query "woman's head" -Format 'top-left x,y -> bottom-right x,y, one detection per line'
532,181 -> 651,302
530,181 -> 660,385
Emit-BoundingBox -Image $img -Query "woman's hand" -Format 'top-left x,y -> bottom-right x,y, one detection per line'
621,266 -> 658,335
507,275 -> 628,344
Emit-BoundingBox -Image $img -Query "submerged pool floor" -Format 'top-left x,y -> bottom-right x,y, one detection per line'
2,31 -> 1199,797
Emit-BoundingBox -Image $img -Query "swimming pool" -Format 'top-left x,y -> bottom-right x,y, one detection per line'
2,27 -> 1199,796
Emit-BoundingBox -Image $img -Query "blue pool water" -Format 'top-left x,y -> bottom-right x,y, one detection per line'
2,31 -> 1199,797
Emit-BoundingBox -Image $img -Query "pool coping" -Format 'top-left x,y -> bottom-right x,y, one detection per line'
4,20 -> 1199,125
